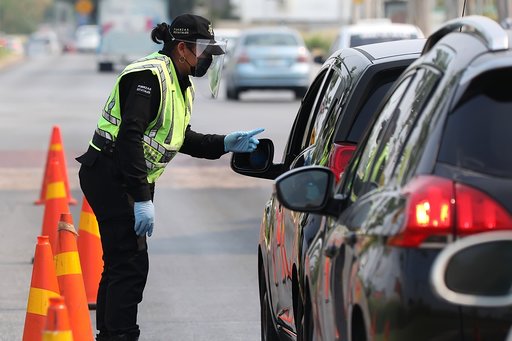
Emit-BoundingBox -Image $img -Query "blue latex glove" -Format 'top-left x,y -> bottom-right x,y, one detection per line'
224,128 -> 265,153
134,200 -> 155,237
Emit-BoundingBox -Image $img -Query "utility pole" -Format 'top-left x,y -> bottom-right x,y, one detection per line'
496,0 -> 509,23
444,0 -> 465,19
410,0 -> 433,35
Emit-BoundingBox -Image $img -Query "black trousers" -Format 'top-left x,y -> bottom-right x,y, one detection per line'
77,147 -> 151,337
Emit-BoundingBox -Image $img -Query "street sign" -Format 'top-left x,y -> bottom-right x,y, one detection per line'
75,0 -> 94,15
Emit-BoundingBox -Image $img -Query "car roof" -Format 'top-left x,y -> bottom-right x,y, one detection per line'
353,38 -> 426,60
239,26 -> 301,36
214,28 -> 241,39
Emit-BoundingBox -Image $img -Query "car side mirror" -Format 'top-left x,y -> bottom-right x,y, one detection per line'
313,55 -> 325,64
230,139 -> 285,180
431,231 -> 512,308
274,166 -> 344,216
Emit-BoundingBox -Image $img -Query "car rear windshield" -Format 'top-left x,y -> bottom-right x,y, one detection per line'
438,68 -> 512,178
244,33 -> 299,46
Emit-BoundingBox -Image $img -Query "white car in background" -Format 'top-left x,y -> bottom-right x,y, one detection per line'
223,26 -> 312,100
26,29 -> 61,57
97,31 -> 156,72
75,25 -> 100,53
329,18 -> 424,55
213,28 -> 240,66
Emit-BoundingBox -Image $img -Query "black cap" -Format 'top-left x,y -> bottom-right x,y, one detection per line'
169,14 -> 224,55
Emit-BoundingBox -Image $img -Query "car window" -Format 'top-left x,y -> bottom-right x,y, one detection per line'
283,68 -> 329,164
244,33 -> 299,46
438,68 -> 512,178
368,68 -> 439,188
306,68 -> 346,148
289,68 -> 347,169
346,78 -> 395,143
311,64 -> 353,166
341,76 -> 412,202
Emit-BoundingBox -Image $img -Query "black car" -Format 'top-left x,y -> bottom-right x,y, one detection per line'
274,16 -> 512,340
232,39 -> 425,340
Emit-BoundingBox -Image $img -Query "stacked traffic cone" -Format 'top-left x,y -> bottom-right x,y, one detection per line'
77,196 -> 103,310
23,236 -> 60,341
35,125 -> 77,206
54,213 -> 94,341
42,296 -> 73,341
40,159 -> 71,253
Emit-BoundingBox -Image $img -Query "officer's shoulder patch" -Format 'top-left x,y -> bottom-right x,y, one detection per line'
136,84 -> 152,98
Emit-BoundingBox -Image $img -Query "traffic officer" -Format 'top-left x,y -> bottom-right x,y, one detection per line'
76,14 -> 264,341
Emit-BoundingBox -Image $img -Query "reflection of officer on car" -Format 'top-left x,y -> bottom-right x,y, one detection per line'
76,14 -> 264,341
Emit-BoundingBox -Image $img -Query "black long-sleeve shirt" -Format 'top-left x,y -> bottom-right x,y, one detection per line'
114,51 -> 227,202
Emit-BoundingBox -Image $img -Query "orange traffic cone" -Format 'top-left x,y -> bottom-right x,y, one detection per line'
42,296 -> 73,341
23,236 -> 61,341
35,125 -> 77,206
77,196 -> 103,310
40,159 -> 71,253
54,213 -> 94,341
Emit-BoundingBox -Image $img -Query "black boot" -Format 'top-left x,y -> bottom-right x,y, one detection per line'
107,333 -> 139,341
95,333 -> 110,341
96,333 -> 139,341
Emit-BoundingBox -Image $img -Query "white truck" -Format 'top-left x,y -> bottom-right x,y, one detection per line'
97,0 -> 169,72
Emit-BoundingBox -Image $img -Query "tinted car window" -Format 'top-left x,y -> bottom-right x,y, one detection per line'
346,79 -> 395,143
438,68 -> 512,178
284,69 -> 329,163
307,69 -> 346,147
369,68 -> 439,187
344,76 -> 412,201
245,33 -> 299,46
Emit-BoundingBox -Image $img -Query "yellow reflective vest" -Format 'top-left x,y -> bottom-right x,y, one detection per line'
91,52 -> 193,183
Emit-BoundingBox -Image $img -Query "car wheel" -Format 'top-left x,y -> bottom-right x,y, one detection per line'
260,274 -> 279,340
226,86 -> 240,100
294,87 -> 308,100
98,62 -> 113,72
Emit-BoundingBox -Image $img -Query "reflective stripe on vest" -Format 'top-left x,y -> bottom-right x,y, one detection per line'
91,52 -> 193,183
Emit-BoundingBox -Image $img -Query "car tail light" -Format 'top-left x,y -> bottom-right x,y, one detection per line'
297,47 -> 309,63
455,183 -> 512,234
388,175 -> 512,247
237,52 -> 250,64
328,143 -> 357,181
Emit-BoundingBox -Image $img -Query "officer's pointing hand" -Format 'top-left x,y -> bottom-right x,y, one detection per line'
224,128 -> 265,153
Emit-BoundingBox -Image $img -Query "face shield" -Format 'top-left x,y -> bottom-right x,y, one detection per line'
190,38 -> 227,99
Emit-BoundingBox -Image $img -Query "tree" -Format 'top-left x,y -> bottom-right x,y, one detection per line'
0,0 -> 53,34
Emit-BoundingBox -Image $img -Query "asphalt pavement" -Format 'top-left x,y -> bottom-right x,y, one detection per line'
0,52 -> 304,340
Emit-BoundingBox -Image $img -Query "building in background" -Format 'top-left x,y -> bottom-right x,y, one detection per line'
227,0 -> 510,35
233,0 -> 349,27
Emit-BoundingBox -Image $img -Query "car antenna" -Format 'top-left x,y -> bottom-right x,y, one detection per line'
460,0 -> 468,31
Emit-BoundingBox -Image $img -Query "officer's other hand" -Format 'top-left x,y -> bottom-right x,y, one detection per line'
134,200 -> 155,237
224,128 -> 265,153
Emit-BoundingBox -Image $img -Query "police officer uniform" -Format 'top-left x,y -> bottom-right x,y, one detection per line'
76,18 -> 227,340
